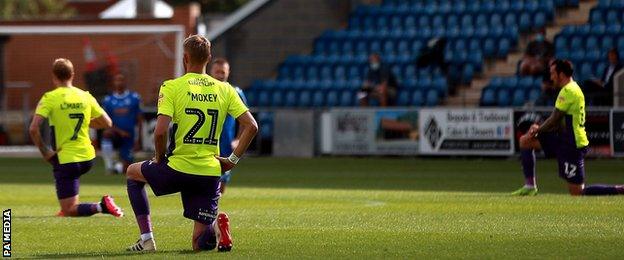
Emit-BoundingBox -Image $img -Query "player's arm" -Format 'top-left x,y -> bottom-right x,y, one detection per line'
217,111 -> 258,172
537,108 -> 565,134
29,115 -> 55,162
89,112 -> 113,129
153,114 -> 171,163
89,93 -> 112,129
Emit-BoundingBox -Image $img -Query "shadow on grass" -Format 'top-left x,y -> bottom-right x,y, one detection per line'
2,157 -> 620,194
33,249 -> 205,258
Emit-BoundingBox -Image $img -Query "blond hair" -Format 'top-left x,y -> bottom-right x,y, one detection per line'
183,35 -> 211,65
52,58 -> 74,81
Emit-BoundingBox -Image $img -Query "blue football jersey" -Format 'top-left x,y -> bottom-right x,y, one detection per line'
102,91 -> 142,135
219,86 -> 248,156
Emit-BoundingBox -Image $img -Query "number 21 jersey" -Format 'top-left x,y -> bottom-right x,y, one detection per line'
158,73 -> 248,176
35,86 -> 105,164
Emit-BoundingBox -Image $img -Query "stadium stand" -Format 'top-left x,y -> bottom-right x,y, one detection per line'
245,0 -> 587,108
480,0 -> 622,107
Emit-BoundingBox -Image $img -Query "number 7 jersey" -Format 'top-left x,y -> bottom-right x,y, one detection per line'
35,86 -> 105,164
158,73 -> 249,176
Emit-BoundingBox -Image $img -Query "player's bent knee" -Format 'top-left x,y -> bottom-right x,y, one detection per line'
126,162 -> 142,179
519,135 -> 538,150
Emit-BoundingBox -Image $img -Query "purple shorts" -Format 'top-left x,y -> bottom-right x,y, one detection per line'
141,160 -> 221,224
51,155 -> 94,199
538,132 -> 587,184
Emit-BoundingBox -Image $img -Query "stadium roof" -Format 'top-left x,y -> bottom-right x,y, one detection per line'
99,0 -> 173,19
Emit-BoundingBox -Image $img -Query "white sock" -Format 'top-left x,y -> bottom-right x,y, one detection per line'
141,232 -> 153,241
101,139 -> 115,170
524,184 -> 536,189
95,204 -> 102,213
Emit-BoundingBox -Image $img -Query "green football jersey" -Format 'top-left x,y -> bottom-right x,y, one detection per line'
158,73 -> 248,176
35,86 -> 105,164
555,80 -> 589,148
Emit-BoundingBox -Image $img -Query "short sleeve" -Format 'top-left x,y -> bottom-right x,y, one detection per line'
226,83 -> 248,118
157,82 -> 174,117
34,93 -> 52,118
555,89 -> 572,113
88,92 -> 105,119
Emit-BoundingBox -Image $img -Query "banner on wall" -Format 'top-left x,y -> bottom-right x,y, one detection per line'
330,109 -> 420,155
611,110 -> 624,156
418,108 -> 514,155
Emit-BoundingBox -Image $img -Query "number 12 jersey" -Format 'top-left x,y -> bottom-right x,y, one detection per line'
158,73 -> 248,176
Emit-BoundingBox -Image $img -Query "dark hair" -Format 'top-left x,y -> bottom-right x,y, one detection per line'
609,48 -> 619,59
550,59 -> 574,77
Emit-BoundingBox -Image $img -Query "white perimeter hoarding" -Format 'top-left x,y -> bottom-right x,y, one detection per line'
330,108 -> 420,155
419,108 -> 514,155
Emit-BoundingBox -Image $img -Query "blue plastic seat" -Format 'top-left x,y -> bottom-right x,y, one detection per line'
497,89 -> 511,106
404,15 -> 416,28
411,90 -> 424,106
483,38 -> 496,58
258,90 -> 271,107
397,89 -> 411,106
339,90 -> 354,107
297,90 -> 311,107
528,88 -> 541,103
607,9 -> 619,24
417,15 -> 429,28
271,90 -> 284,107
326,90 -> 339,107
306,66 -> 319,81
481,88 -> 496,106
311,90 -> 324,107
533,11 -> 546,29
511,89 -> 525,106
425,89 -> 439,107
589,9 -> 602,24
497,38 -> 511,58
284,90 -> 298,107
504,13 -> 516,28
461,14 -> 473,28
519,77 -> 533,89
334,65 -> 346,80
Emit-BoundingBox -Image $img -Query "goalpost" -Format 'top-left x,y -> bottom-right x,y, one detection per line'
0,25 -> 185,77
0,25 -> 185,147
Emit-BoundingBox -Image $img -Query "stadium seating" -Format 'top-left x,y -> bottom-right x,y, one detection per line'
480,76 -> 543,107
247,0 -> 569,108
479,0 -> 623,107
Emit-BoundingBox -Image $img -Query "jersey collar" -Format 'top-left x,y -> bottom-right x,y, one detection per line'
113,90 -> 129,99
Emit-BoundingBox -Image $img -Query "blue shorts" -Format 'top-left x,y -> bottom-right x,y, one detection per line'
141,160 -> 221,224
51,155 -> 94,199
112,134 -> 134,163
538,132 -> 587,185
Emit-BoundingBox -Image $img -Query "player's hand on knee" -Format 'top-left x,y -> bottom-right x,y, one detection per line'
43,150 -> 57,164
215,156 -> 235,173
527,124 -> 539,137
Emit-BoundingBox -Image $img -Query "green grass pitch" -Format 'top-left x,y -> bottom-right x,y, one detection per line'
1,157 -> 624,258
